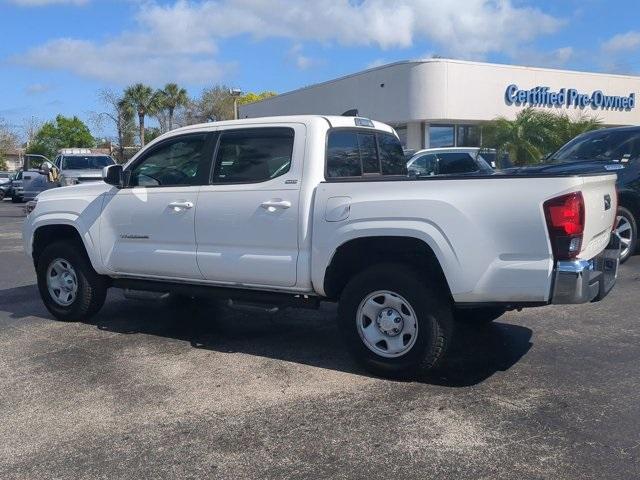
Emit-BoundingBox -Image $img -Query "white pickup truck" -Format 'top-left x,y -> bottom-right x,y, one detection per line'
23,115 -> 620,377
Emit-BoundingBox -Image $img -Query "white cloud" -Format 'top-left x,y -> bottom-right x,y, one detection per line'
25,83 -> 52,95
602,31 -> 640,53
17,0 -> 564,84
517,46 -> 574,68
8,0 -> 88,6
287,43 -> 315,69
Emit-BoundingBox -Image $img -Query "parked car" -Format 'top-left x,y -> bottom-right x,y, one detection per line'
507,126 -> 640,263
54,150 -> 115,186
0,172 -> 10,200
23,115 -> 620,378
407,147 -> 495,176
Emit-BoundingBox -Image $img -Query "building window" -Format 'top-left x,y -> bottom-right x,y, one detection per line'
429,125 -> 455,148
457,125 -> 481,147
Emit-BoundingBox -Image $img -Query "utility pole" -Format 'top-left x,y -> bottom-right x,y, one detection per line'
230,88 -> 242,120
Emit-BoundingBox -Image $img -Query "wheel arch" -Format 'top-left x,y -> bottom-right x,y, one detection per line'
321,235 -> 455,301
31,220 -> 101,273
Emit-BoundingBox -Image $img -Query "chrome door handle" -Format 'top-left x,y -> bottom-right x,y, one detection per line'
261,200 -> 291,211
168,201 -> 194,210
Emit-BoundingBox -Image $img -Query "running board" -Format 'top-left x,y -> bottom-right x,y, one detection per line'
112,278 -> 321,309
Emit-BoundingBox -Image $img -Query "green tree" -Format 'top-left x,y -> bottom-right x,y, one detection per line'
194,85 -> 235,122
26,115 -> 94,160
238,91 -> 277,105
95,88 -> 136,163
551,112 -> 603,152
158,83 -> 189,131
124,83 -> 160,147
0,118 -> 19,170
482,108 -> 602,165
144,127 -> 162,143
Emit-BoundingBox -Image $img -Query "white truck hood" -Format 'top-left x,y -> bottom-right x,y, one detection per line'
62,169 -> 105,180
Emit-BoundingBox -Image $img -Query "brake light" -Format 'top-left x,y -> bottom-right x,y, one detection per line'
544,192 -> 585,260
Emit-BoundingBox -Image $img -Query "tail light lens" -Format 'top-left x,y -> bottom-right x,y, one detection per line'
544,192 -> 585,260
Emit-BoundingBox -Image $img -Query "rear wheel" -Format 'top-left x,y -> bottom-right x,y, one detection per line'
11,195 -> 22,203
338,263 -> 453,378
616,206 -> 637,264
37,241 -> 108,321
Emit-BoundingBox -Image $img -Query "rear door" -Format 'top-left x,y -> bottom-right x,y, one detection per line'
100,132 -> 214,279
195,124 -> 304,287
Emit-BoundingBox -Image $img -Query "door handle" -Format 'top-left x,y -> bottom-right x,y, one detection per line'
168,201 -> 194,210
261,200 -> 291,211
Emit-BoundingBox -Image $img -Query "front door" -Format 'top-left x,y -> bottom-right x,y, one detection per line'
196,125 -> 303,287
100,132 -> 214,279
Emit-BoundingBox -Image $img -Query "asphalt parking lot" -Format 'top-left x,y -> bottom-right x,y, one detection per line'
0,199 -> 639,479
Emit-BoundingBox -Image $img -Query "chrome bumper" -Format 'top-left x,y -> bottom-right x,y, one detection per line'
551,234 -> 620,304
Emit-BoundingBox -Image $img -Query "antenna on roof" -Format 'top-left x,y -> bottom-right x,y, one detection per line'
341,109 -> 359,117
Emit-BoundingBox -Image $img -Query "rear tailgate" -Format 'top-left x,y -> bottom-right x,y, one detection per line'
578,174 -> 618,260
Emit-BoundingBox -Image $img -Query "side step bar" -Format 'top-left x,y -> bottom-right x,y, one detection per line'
112,278 -> 321,310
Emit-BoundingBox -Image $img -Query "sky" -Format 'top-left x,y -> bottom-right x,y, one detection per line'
1,0 -> 640,140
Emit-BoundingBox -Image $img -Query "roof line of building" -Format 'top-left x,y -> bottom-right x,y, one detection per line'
241,58 -> 640,108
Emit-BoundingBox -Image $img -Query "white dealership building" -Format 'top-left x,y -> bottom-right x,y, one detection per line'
239,59 -> 640,150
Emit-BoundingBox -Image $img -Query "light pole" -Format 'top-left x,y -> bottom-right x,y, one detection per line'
229,88 -> 242,120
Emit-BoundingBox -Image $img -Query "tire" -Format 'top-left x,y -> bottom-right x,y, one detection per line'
338,263 -> 453,379
616,206 -> 637,264
11,195 -> 22,203
454,306 -> 506,324
36,241 -> 108,322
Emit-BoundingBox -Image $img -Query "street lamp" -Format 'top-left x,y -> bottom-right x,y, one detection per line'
229,88 -> 242,120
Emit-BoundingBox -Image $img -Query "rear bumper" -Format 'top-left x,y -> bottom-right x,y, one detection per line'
551,234 -> 620,304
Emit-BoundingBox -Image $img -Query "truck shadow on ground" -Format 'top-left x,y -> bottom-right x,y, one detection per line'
92,293 -> 532,387
2,285 -> 532,387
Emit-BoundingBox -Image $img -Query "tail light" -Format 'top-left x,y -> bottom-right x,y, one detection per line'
544,192 -> 585,260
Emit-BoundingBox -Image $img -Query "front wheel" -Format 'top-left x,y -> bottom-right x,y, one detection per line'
37,241 -> 108,321
338,263 -> 453,378
616,206 -> 637,264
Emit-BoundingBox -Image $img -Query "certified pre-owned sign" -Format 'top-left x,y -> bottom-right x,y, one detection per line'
505,84 -> 636,111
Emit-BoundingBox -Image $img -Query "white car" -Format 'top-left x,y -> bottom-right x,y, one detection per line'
23,115 -> 620,377
407,147 -> 499,176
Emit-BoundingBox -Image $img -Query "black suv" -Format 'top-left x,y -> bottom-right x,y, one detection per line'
510,126 -> 640,263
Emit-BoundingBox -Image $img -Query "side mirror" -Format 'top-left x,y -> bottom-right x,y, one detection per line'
103,164 -> 124,187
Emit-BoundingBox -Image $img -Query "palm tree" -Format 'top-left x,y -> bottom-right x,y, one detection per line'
553,112 -> 603,150
159,83 -> 189,131
124,83 -> 159,147
483,108 -> 562,165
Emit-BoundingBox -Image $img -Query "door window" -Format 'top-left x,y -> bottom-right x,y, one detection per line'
436,152 -> 481,174
128,134 -> 209,187
212,128 -> 294,183
408,154 -> 437,176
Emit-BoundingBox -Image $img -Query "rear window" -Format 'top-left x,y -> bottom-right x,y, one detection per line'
551,129 -> 640,163
326,130 -> 406,178
62,155 -> 114,170
437,152 -> 482,175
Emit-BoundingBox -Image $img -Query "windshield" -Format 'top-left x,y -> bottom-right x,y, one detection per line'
550,129 -> 640,163
62,155 -> 114,170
